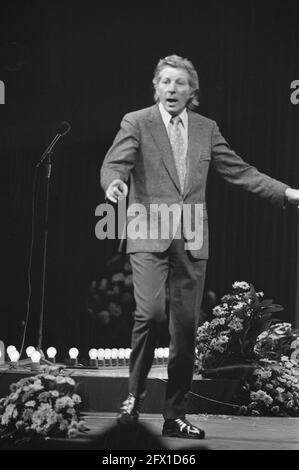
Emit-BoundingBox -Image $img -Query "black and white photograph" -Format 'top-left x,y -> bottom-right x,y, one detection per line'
1,0 -> 299,456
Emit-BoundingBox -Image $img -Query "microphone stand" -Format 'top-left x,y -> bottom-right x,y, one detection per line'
37,151 -> 52,363
35,123 -> 71,364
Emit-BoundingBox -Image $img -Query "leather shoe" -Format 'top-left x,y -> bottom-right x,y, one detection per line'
117,393 -> 143,425
162,418 -> 205,439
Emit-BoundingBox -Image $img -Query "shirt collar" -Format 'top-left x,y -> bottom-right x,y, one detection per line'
158,102 -> 188,128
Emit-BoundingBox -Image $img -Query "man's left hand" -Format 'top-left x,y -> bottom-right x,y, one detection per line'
285,188 -> 299,207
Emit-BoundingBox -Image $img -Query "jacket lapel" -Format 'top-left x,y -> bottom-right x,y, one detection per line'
148,105 -> 181,193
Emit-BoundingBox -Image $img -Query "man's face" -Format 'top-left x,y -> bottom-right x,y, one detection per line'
156,66 -> 194,116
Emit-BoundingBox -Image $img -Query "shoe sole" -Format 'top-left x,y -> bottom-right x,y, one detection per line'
162,430 -> 205,440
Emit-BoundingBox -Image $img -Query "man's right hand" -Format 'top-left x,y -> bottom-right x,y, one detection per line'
105,179 -> 128,203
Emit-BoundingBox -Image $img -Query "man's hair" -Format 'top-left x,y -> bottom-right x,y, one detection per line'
152,54 -> 200,109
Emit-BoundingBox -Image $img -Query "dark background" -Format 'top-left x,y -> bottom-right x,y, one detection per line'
2,1 -> 299,360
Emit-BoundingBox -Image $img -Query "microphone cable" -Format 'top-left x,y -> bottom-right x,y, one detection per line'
19,163 -> 41,358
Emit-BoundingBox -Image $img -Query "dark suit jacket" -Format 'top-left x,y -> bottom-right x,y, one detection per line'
101,104 -> 288,259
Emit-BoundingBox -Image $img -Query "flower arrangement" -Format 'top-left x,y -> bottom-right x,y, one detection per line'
195,281 -> 299,417
254,322 -> 299,361
195,281 -> 283,372
87,254 -> 135,323
238,356 -> 299,416
0,366 -> 87,446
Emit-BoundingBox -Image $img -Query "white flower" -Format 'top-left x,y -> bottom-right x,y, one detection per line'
55,396 -> 74,411
212,306 -> 226,317
250,390 -> 273,406
32,385 -> 44,392
219,334 -> 229,343
25,400 -> 36,407
55,376 -> 67,384
59,419 -> 69,431
211,317 -> 226,327
44,374 -> 56,381
112,272 -> 125,283
39,403 -> 52,411
228,317 -> 243,332
67,428 -> 78,438
198,321 -> 210,331
64,377 -> 75,386
253,368 -> 272,379
78,420 -> 86,431
257,331 -> 268,341
232,281 -> 250,291
232,302 -> 245,311
72,394 -> 81,404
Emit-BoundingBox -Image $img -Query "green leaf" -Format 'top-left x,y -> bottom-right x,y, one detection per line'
259,299 -> 274,308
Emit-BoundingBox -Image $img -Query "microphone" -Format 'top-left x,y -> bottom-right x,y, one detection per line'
57,121 -> 71,136
36,121 -> 71,167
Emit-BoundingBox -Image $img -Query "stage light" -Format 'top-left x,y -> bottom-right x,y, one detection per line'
88,348 -> 98,367
124,348 -> 131,366
31,350 -> 41,362
9,349 -> 20,365
98,350 -> 104,367
68,347 -> 79,366
97,348 -> 104,360
31,350 -> 41,371
118,348 -> 125,366
111,349 -> 118,366
0,340 -> 4,365
7,345 -> 16,358
157,347 -> 164,365
46,347 -> 57,363
89,348 -> 98,359
7,346 -> 17,361
26,346 -> 36,358
69,347 -> 79,358
163,347 -> 169,364
104,349 -> 112,367
154,348 -> 158,365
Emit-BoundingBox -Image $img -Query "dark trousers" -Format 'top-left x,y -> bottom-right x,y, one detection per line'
128,237 -> 207,419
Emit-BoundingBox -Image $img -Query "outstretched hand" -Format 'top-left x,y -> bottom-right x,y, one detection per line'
105,179 -> 128,203
285,188 -> 299,207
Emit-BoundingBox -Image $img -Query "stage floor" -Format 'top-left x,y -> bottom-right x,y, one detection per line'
65,412 -> 299,450
3,412 -> 297,451
1,365 -> 298,450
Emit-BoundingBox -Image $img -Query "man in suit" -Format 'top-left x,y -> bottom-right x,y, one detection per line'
100,55 -> 299,439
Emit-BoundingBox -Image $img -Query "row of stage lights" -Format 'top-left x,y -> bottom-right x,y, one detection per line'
1,345 -> 170,370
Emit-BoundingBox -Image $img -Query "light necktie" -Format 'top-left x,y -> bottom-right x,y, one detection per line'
168,116 -> 186,193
